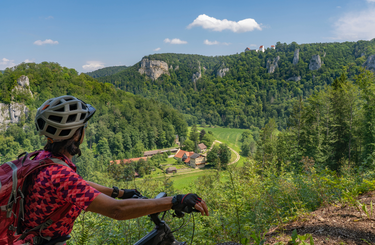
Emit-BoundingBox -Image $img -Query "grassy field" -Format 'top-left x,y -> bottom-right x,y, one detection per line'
195,126 -> 248,152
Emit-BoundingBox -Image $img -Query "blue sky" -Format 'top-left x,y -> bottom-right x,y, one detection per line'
1,0 -> 375,72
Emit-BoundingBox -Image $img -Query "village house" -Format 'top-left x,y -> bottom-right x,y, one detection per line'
174,149 -> 206,169
198,143 -> 207,153
271,45 -> 275,49
143,148 -> 178,157
166,167 -> 177,174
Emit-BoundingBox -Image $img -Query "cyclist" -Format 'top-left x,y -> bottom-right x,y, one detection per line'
20,95 -> 208,244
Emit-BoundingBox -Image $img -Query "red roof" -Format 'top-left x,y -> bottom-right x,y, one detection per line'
259,45 -> 263,48
184,157 -> 191,163
174,149 -> 194,159
110,157 -> 148,165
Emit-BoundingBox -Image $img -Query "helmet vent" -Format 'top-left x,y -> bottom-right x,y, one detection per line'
70,104 -> 78,111
59,129 -> 71,136
55,101 -> 62,106
67,114 -> 77,123
37,118 -> 46,130
54,107 -> 65,112
80,113 -> 86,120
48,115 -> 63,123
65,98 -> 73,101
46,126 -> 57,135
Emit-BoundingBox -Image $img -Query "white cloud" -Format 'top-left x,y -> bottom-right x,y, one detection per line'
0,58 -> 16,69
204,40 -> 220,45
203,39 -> 230,45
33,39 -> 59,45
164,38 -> 188,44
154,47 -> 161,51
82,61 -> 104,71
333,7 -> 375,40
249,44 -> 257,47
187,14 -> 262,33
24,59 -> 34,63
46,16 -> 54,19
367,0 -> 375,3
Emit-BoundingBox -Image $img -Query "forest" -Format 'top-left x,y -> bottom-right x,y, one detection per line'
97,39 -> 375,130
85,65 -> 128,78
0,62 -> 187,177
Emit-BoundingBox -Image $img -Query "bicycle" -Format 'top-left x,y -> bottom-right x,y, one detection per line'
134,192 -> 195,245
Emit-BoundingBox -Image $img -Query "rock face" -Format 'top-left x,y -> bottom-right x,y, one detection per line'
363,54 -> 375,71
192,62 -> 202,91
286,76 -> 301,82
266,56 -> 280,74
293,49 -> 299,65
0,102 -> 29,130
309,55 -> 322,71
217,68 -> 229,78
138,58 -> 169,80
11,75 -> 33,99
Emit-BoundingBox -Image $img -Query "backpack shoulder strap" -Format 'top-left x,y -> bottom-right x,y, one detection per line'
48,158 -> 71,169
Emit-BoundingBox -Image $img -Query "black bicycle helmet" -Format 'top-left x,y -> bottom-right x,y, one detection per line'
35,95 -> 96,140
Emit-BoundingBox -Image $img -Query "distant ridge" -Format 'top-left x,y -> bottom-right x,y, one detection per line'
85,65 -> 127,78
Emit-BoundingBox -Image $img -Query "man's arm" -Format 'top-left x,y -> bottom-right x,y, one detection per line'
86,181 -> 125,198
86,193 -> 209,220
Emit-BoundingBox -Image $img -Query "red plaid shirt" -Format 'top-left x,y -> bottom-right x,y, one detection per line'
22,151 -> 100,243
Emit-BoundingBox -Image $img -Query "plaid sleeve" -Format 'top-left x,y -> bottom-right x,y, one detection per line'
46,165 -> 101,211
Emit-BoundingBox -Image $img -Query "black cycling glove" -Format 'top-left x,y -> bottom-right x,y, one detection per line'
119,189 -> 142,199
171,193 -> 202,213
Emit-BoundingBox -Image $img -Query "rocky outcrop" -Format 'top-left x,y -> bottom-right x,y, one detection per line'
192,62 -> 202,91
138,58 -> 169,80
363,54 -> 375,71
293,49 -> 299,65
309,55 -> 322,71
11,75 -> 33,99
174,65 -> 179,70
286,76 -> 301,82
0,102 -> 29,130
266,56 -> 280,74
217,68 -> 229,78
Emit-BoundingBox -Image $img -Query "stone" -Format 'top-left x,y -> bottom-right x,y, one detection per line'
192,62 -> 202,91
286,76 -> 301,82
0,102 -> 29,130
138,58 -> 170,80
217,68 -> 229,78
293,49 -> 299,65
266,56 -> 280,74
309,54 -> 322,70
363,54 -> 375,71
174,65 -> 179,70
11,75 -> 33,99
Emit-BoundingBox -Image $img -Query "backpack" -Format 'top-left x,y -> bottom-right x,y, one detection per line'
0,151 -> 73,245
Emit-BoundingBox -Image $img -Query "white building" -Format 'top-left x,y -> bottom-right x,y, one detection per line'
259,45 -> 265,52
271,45 -> 275,50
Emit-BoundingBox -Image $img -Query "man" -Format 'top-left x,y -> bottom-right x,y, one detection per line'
21,95 -> 208,244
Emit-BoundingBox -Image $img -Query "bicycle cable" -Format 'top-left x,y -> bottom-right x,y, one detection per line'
190,213 -> 195,245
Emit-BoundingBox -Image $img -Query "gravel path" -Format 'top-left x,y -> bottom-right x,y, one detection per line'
210,140 -> 241,165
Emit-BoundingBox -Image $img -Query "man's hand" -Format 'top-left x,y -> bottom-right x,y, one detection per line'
119,189 -> 141,199
172,194 -> 209,216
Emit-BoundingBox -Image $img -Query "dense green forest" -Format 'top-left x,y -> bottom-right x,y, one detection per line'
0,62 -> 187,176
97,40 -> 375,129
85,65 -> 127,78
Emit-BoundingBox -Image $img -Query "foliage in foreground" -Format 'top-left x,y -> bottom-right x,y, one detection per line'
68,159 -> 375,245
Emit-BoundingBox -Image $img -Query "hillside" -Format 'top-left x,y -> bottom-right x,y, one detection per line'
85,65 -> 127,78
0,62 -> 187,177
98,40 -> 375,129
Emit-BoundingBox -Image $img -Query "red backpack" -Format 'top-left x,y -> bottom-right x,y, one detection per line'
0,151 -> 72,245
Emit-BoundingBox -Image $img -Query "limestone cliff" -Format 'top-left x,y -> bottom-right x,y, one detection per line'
363,54 -> 375,71
138,58 -> 170,80
309,55 -> 322,70
293,49 -> 299,65
286,76 -> 301,82
217,68 -> 229,78
11,75 -> 33,99
266,56 -> 280,74
0,75 -> 31,129
0,102 -> 29,130
192,62 -> 202,91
